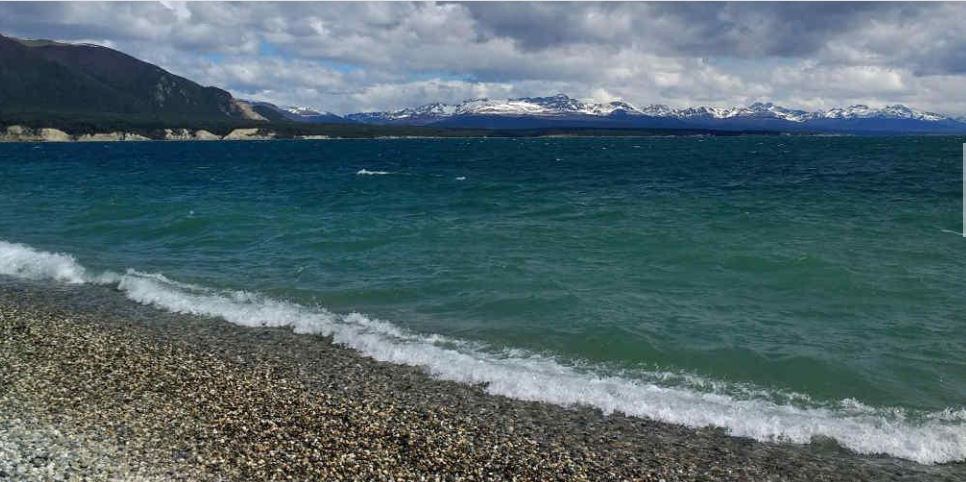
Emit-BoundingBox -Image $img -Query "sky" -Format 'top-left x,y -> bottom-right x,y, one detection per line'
2,1 -> 966,116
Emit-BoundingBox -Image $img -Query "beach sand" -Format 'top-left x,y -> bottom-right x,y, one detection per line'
0,281 -> 960,481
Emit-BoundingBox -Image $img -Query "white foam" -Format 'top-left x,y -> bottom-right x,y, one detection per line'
356,169 -> 391,176
0,241 -> 87,284
1,239 -> 964,464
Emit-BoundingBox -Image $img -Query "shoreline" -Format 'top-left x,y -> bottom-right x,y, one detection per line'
1,280 -> 961,481
0,123 -> 853,143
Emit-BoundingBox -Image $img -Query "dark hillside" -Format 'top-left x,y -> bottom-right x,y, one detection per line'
0,34 -> 260,123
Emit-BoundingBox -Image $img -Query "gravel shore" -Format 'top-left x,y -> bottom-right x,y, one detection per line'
1,281 -> 962,481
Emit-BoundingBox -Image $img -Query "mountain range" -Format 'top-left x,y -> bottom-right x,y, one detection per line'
342,94 -> 966,133
2,32 -> 965,135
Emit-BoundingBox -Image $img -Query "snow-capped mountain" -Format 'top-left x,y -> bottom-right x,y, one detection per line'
248,101 -> 351,124
637,104 -> 677,117
821,104 -> 947,121
347,102 -> 456,125
346,94 -> 965,133
285,106 -> 326,116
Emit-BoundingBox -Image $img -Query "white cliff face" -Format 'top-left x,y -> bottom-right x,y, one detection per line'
2,125 -> 155,142
163,129 -> 221,141
193,130 -> 221,140
223,128 -> 276,140
76,132 -> 151,142
1,125 -> 268,142
37,128 -> 72,141
348,94 -> 957,125
163,128 -> 194,140
0,126 -> 72,142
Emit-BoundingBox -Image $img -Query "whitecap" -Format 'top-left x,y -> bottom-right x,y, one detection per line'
356,169 -> 390,176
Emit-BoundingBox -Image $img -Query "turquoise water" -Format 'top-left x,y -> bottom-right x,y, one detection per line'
1,137 -> 964,463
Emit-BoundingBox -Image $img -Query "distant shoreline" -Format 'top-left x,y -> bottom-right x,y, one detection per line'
4,123 -> 961,142
0,122 -> 798,142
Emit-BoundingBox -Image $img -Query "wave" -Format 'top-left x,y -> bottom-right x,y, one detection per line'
356,169 -> 391,176
1,239 -> 964,465
0,240 -> 88,283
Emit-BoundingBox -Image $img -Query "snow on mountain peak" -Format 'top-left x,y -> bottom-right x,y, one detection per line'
677,106 -> 741,119
453,94 -> 590,116
822,104 -> 948,121
583,100 -> 641,116
746,102 -> 811,122
282,105 -> 342,117
285,106 -> 321,116
880,104 -> 946,121
346,94 -> 958,126
636,104 -> 673,116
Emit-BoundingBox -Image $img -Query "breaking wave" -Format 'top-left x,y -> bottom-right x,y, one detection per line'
1,239 -> 964,465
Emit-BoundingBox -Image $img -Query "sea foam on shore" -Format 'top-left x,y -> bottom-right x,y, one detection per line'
1,239 -> 964,465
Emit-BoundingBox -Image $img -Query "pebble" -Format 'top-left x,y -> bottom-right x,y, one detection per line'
0,283 -> 961,481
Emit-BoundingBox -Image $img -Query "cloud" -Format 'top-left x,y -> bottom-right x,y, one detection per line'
0,2 -> 965,115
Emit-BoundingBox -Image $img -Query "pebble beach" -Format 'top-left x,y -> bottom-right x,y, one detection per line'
1,281 -> 962,481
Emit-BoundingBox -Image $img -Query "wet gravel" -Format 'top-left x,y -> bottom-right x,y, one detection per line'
1,281 -> 962,481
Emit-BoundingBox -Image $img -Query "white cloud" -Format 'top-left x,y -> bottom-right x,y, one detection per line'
1,2 -> 965,115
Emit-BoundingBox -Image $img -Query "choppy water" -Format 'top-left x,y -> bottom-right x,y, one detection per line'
1,137 -> 964,464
